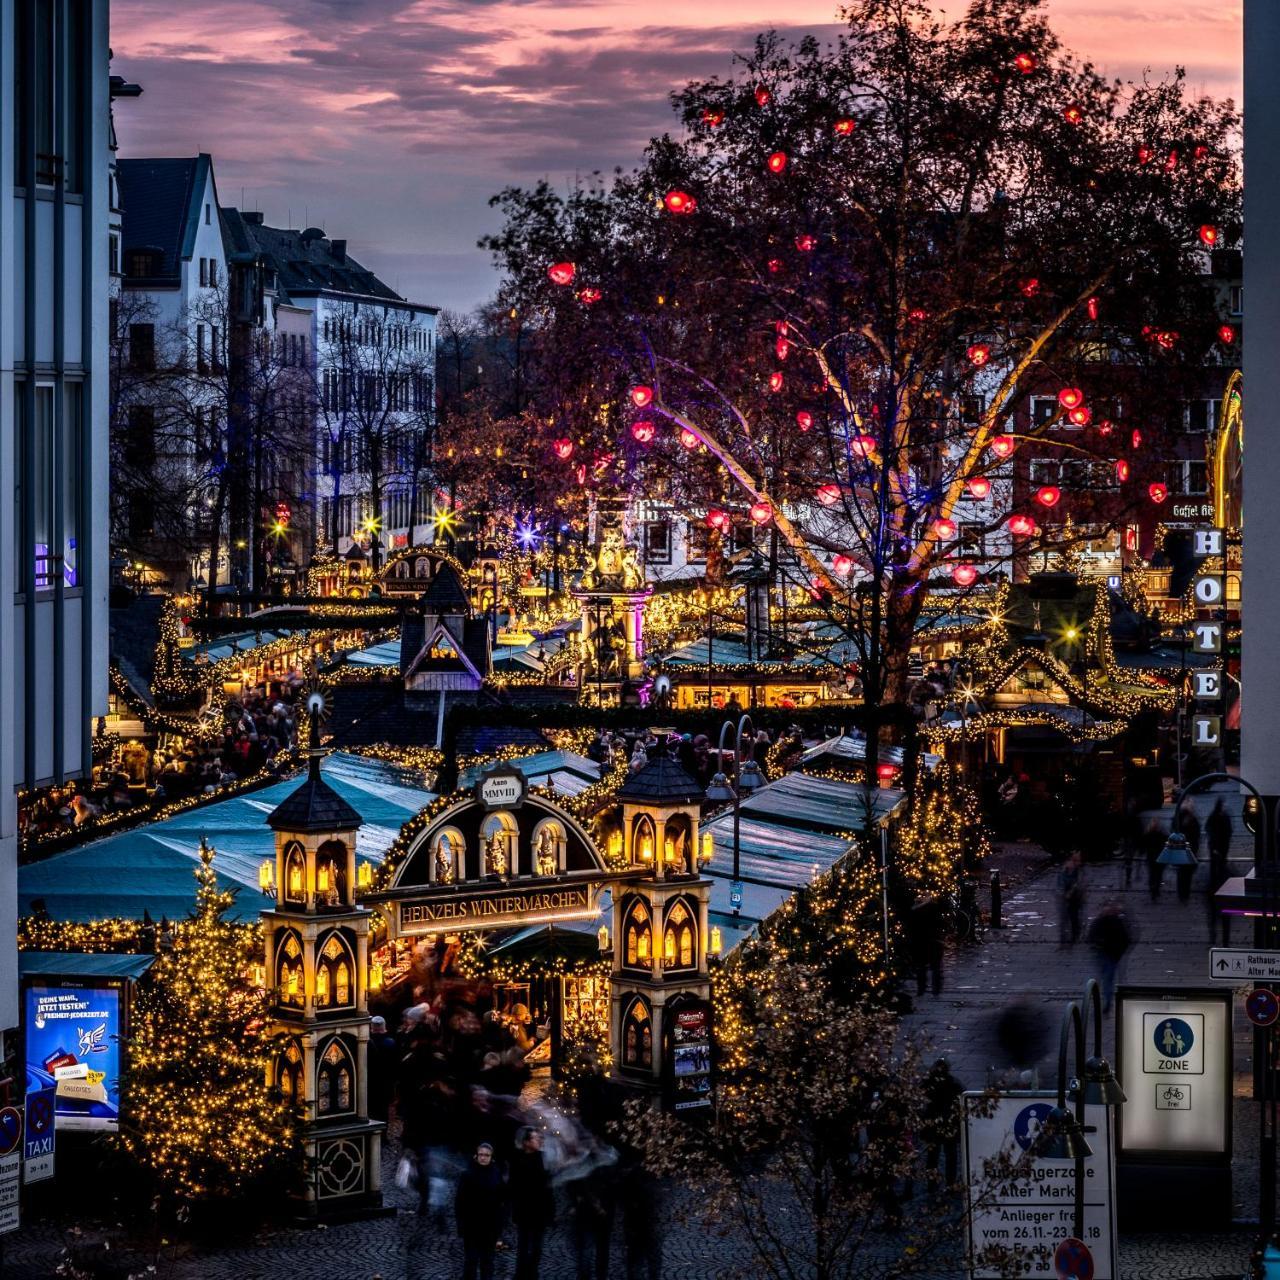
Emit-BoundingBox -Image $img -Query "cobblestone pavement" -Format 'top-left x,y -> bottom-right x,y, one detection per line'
3,811 -> 1260,1279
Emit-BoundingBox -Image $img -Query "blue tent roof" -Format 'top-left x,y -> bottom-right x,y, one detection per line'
18,754 -> 435,924
20,952 -> 157,981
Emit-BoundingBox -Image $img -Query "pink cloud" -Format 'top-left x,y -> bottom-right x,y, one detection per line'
110,0 -> 1242,310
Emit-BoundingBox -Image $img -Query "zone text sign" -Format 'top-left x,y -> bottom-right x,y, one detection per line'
962,1093 -> 1116,1280
1209,948 -> 1280,984
1116,988 -> 1231,1159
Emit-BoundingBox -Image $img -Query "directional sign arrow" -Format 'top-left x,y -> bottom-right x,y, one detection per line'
1218,958 -> 1231,971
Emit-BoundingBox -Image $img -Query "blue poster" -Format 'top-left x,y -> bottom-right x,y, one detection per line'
24,985 -> 121,1130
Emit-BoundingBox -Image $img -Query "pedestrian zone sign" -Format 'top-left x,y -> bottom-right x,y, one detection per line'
962,1093 -> 1115,1280
1210,948 -> 1280,984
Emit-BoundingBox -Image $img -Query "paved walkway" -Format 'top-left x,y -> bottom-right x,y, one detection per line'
4,824 -> 1260,1279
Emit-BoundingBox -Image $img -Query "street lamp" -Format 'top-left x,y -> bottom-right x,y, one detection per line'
1080,978 -> 1126,1107
707,714 -> 762,914
1031,1000 -> 1092,1239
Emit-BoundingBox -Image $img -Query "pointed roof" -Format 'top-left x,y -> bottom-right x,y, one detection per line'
266,705 -> 363,834
616,745 -> 704,805
422,563 -> 471,613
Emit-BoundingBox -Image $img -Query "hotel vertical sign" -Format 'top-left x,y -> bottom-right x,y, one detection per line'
1190,527 -> 1225,750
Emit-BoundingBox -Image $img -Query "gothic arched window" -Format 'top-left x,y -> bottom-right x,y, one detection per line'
531,819 -> 567,877
431,828 -> 465,884
276,1039 -> 303,1104
621,996 -> 653,1071
632,815 -> 656,867
480,811 -> 517,878
275,930 -> 304,1008
283,843 -> 306,905
315,931 -> 356,1010
664,899 -> 698,971
621,898 -> 652,970
316,1037 -> 355,1117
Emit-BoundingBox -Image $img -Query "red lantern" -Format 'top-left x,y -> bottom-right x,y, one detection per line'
1013,52 -> 1037,74
1097,420 -> 1113,436
1020,277 -> 1040,298
776,337 -> 791,360
575,464 -> 586,485
877,762 -> 898,782
1137,145 -> 1154,164
706,509 -> 730,531
1008,513 -> 1035,536
702,108 -> 725,126
1156,330 -> 1178,350
990,435 -> 1015,459
1056,387 -> 1082,411
795,410 -> 813,432
767,151 -> 788,174
967,476 -> 992,499
1087,296 -> 1100,321
1035,485 -> 1061,508
767,258 -> 783,273
630,385 -> 653,407
547,261 -> 576,286
552,438 -> 574,460
1131,429 -> 1142,450
1068,406 -> 1092,427
1218,324 -> 1237,344
816,484 -> 842,507
834,117 -> 856,135
749,500 -> 773,525
908,308 -> 928,324
795,234 -> 817,252
664,190 -> 697,215
1115,458 -> 1130,482
576,287 -> 601,305
768,371 -> 784,392
1199,224 -> 1218,246
679,427 -> 699,451
754,85 -> 771,107
952,563 -> 979,587
631,420 -> 655,444
967,343 -> 991,367
1063,104 -> 1083,126
832,553 -> 854,578
1148,482 -> 1168,504
934,518 -> 957,540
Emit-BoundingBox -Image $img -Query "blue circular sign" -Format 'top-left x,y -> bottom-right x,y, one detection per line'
0,1107 -> 22,1157
1248,989 -> 1280,1028
1153,1016 -> 1195,1059
1013,1102 -> 1054,1152
1055,1237 -> 1094,1280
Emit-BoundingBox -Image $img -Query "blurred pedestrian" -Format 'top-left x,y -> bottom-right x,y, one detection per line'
1087,902 -> 1133,1012
456,1142 -> 505,1280
567,1163 -> 616,1280
366,1015 -> 398,1124
621,1159 -> 663,1280
922,1058 -> 965,1186
1143,821 -> 1166,902
908,894 -> 946,997
510,1127 -> 554,1280
1207,798 -> 1233,945
1057,852 -> 1085,946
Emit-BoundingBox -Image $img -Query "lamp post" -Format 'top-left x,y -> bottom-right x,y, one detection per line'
706,714 -> 764,913
1179,772 -> 1279,1262
1031,999 -> 1093,1240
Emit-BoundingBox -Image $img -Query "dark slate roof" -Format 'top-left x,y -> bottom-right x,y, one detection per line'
117,155 -> 210,281
616,750 -> 704,805
423,563 -> 471,613
266,759 -> 363,833
218,210 -> 414,306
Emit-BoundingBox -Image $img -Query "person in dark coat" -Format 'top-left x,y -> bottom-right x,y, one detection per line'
921,1057 -> 965,1186
455,1143 -> 506,1280
908,894 -> 947,997
1206,798 -> 1233,944
366,1015 -> 398,1123
1087,902 -> 1134,1012
1142,820 -> 1167,902
1176,804 -> 1201,902
509,1127 -> 555,1280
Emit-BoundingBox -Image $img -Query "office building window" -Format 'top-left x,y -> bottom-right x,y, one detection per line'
644,520 -> 672,565
205,202 -> 211,225
199,258 -> 207,287
33,385 -> 54,590
63,383 -> 82,587
129,323 -> 155,371
124,405 -> 155,466
195,323 -> 207,371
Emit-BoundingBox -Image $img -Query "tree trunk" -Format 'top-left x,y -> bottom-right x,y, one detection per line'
882,571 -> 925,710
202,470 -> 230,617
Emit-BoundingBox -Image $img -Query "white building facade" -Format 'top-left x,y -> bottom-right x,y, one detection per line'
1,0 -> 112,1028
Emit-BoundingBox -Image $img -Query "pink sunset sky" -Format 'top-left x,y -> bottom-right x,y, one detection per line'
110,0 -> 1241,311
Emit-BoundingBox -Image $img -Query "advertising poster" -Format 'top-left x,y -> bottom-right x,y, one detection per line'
962,1092 -> 1116,1280
1116,989 -> 1230,1158
668,1001 -> 713,1112
25,985 -> 122,1130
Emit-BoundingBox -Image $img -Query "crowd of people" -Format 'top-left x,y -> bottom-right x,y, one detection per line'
371,940 -> 662,1280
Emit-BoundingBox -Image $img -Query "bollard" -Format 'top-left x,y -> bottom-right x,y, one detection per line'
990,869 -> 1003,929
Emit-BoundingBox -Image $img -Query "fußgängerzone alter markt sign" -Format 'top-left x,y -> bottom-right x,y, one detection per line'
962,1092 -> 1116,1280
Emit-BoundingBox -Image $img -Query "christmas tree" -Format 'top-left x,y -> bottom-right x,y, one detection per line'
118,839 -> 298,1210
